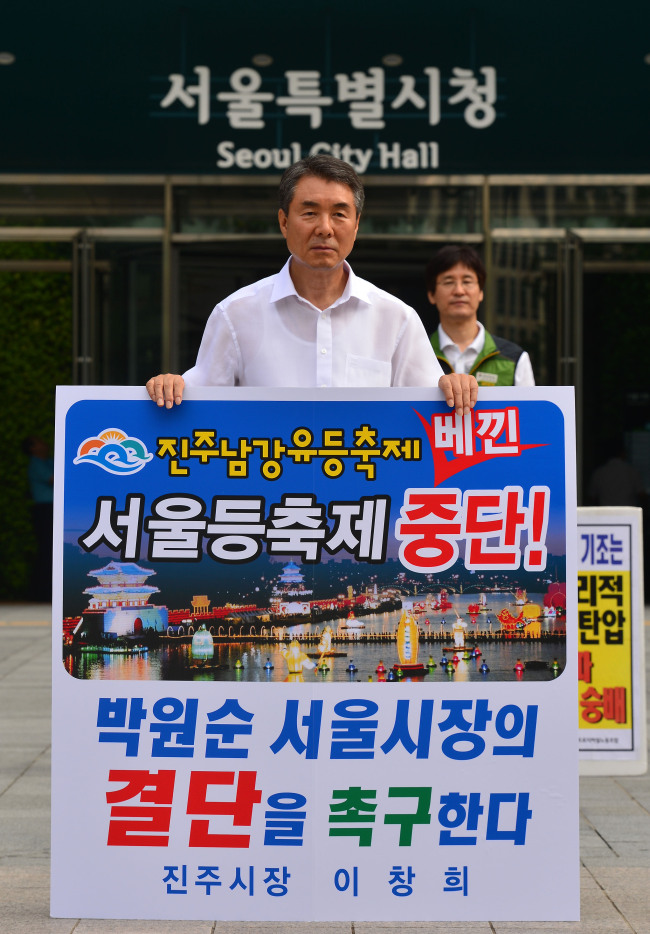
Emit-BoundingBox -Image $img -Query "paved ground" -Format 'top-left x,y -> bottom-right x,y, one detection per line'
1,603 -> 649,934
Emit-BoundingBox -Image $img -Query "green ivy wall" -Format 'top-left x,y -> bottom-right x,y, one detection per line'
0,242 -> 72,599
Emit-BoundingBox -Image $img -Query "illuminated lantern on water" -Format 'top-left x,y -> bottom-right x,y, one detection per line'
281,639 -> 316,675
396,610 -> 419,666
191,625 -> 214,660
452,617 -> 467,648
317,625 -> 333,656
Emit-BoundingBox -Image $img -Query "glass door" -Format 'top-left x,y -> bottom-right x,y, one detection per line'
575,230 -> 650,500
74,231 -> 163,386
489,229 -> 583,484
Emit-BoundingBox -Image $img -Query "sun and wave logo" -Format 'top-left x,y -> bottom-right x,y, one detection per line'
73,428 -> 153,475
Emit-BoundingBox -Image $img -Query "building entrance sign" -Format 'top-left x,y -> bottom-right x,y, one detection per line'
51,386 -> 578,921
5,1 -> 650,175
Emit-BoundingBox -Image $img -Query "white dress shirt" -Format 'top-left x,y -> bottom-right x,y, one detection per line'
183,259 -> 444,388
437,322 -> 535,386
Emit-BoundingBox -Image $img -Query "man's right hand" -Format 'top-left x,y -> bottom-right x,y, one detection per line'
146,374 -> 185,408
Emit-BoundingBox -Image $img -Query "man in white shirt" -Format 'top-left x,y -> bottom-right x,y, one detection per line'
426,245 -> 535,387
147,155 -> 478,415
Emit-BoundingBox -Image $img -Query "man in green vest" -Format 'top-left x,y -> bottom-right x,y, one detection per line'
426,245 -> 535,386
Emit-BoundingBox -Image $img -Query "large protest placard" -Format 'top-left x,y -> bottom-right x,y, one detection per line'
51,386 -> 578,921
578,506 -> 647,775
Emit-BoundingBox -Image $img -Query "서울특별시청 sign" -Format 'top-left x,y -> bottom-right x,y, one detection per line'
51,386 -> 578,922
6,2 -> 650,174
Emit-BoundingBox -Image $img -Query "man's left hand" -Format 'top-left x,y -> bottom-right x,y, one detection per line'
438,373 -> 479,416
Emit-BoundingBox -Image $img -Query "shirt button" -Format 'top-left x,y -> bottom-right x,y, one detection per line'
321,348 -> 327,355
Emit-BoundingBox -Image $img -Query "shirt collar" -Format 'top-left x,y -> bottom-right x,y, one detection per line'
271,258 -> 366,308
438,320 -> 484,354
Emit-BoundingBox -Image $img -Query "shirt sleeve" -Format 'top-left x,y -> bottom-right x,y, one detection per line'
514,352 -> 535,387
391,309 -> 445,387
182,306 -> 240,386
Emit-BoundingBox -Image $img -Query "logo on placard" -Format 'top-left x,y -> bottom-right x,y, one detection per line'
73,428 -> 153,475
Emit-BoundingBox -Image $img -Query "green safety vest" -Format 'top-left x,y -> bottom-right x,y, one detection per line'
430,328 -> 523,386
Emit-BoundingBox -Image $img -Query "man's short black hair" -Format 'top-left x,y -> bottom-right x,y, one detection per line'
425,245 -> 486,292
278,154 -> 365,216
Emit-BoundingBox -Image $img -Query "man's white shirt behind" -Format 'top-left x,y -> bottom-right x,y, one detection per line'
437,322 -> 535,386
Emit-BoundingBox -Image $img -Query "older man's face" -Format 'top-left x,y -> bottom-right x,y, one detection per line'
278,175 -> 360,272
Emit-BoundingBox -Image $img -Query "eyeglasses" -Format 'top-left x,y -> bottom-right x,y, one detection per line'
437,276 -> 481,289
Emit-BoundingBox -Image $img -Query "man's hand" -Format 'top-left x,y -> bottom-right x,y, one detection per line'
146,374 -> 185,408
438,373 -> 478,417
